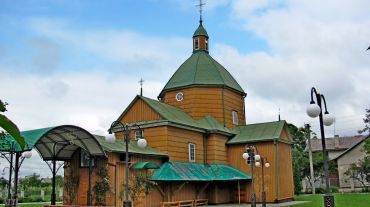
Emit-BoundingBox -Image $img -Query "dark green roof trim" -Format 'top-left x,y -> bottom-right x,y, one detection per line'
95,135 -> 167,157
152,161 -> 251,181
227,120 -> 291,145
131,161 -> 160,169
116,96 -> 234,136
159,51 -> 245,98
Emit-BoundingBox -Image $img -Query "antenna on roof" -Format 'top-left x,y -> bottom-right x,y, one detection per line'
278,108 -> 281,121
139,78 -> 144,96
196,0 -> 205,23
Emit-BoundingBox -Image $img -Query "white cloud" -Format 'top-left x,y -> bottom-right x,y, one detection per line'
214,0 -> 370,136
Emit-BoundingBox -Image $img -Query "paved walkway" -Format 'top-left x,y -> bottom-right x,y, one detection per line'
209,201 -> 310,207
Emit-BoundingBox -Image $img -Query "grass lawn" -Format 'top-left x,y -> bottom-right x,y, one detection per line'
293,193 -> 370,207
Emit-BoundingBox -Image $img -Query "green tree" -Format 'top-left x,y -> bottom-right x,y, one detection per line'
358,108 -> 370,135
288,123 -> 307,194
0,99 -> 25,149
120,172 -> 157,206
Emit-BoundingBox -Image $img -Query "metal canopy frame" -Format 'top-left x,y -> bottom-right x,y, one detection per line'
0,125 -> 106,206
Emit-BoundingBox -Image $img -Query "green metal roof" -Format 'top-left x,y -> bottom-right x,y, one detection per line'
131,161 -> 160,169
0,125 -> 106,160
159,51 -> 245,97
140,96 -> 233,135
193,21 -> 208,37
95,135 -> 168,157
151,161 -> 251,181
227,121 -> 288,144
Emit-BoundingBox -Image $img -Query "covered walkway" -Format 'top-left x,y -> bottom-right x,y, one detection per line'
0,125 -> 106,206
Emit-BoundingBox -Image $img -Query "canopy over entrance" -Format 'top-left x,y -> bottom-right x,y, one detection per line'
0,125 -> 106,160
152,161 -> 251,181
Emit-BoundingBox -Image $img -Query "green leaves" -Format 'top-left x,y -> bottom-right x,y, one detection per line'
0,114 -> 26,149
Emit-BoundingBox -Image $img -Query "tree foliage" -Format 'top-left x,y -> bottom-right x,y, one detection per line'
288,123 -> 306,194
120,172 -> 157,206
358,108 -> 370,135
345,109 -> 370,191
0,99 -> 26,149
93,164 -> 111,206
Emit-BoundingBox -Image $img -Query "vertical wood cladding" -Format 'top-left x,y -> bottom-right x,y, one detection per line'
121,98 -> 161,124
162,87 -> 245,128
277,142 -> 294,200
167,126 -> 204,164
227,140 -> 294,202
228,142 -> 277,203
206,133 -> 228,164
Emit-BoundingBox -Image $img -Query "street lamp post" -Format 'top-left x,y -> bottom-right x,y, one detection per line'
107,121 -> 147,207
256,157 -> 270,207
242,146 -> 258,207
306,87 -> 335,207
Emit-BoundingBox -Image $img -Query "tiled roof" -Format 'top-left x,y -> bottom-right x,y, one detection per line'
309,135 -> 366,152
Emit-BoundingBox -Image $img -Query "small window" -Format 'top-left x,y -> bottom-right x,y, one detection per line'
80,150 -> 95,167
232,110 -> 238,125
188,143 -> 195,162
135,130 -> 143,139
205,39 -> 208,50
194,38 -> 199,50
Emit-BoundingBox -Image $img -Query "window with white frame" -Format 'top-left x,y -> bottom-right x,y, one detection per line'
188,143 -> 195,162
232,110 -> 238,125
135,130 -> 143,139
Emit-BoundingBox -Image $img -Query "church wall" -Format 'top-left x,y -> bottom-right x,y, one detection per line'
166,126 -> 204,164
140,126 -> 168,154
277,142 -> 294,200
162,87 -> 223,123
206,133 -> 228,164
227,142 -> 277,203
120,98 -> 161,124
223,89 -> 245,128
162,87 -> 245,128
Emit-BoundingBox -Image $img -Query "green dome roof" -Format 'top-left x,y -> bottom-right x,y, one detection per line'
159,51 -> 245,97
193,21 -> 208,37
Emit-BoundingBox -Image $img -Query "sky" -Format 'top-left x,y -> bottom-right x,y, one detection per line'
0,0 -> 370,177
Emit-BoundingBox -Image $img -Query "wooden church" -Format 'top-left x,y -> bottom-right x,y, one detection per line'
64,18 -> 294,207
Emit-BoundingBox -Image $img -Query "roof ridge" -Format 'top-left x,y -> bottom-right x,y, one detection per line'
193,52 -> 201,83
207,53 -> 225,84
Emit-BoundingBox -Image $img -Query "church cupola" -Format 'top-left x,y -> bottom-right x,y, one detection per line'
193,20 -> 209,53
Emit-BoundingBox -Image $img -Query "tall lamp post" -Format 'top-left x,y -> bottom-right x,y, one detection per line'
242,146 -> 260,207
306,87 -> 335,207
106,121 -> 147,207
255,157 -> 270,207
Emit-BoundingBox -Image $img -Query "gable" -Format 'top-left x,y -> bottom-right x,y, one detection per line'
118,96 -> 161,123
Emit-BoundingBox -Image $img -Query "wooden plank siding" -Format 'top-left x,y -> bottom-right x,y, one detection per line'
167,126 -> 204,164
206,133 -> 228,164
161,87 -> 245,128
277,142 -> 294,200
121,98 -> 161,124
222,89 -> 245,128
227,140 -> 294,202
227,142 -> 277,203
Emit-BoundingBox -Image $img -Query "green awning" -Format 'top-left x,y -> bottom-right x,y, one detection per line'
0,125 -> 106,160
131,162 -> 160,169
152,161 -> 251,181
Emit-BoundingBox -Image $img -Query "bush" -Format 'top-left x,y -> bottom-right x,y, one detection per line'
0,197 -> 4,204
